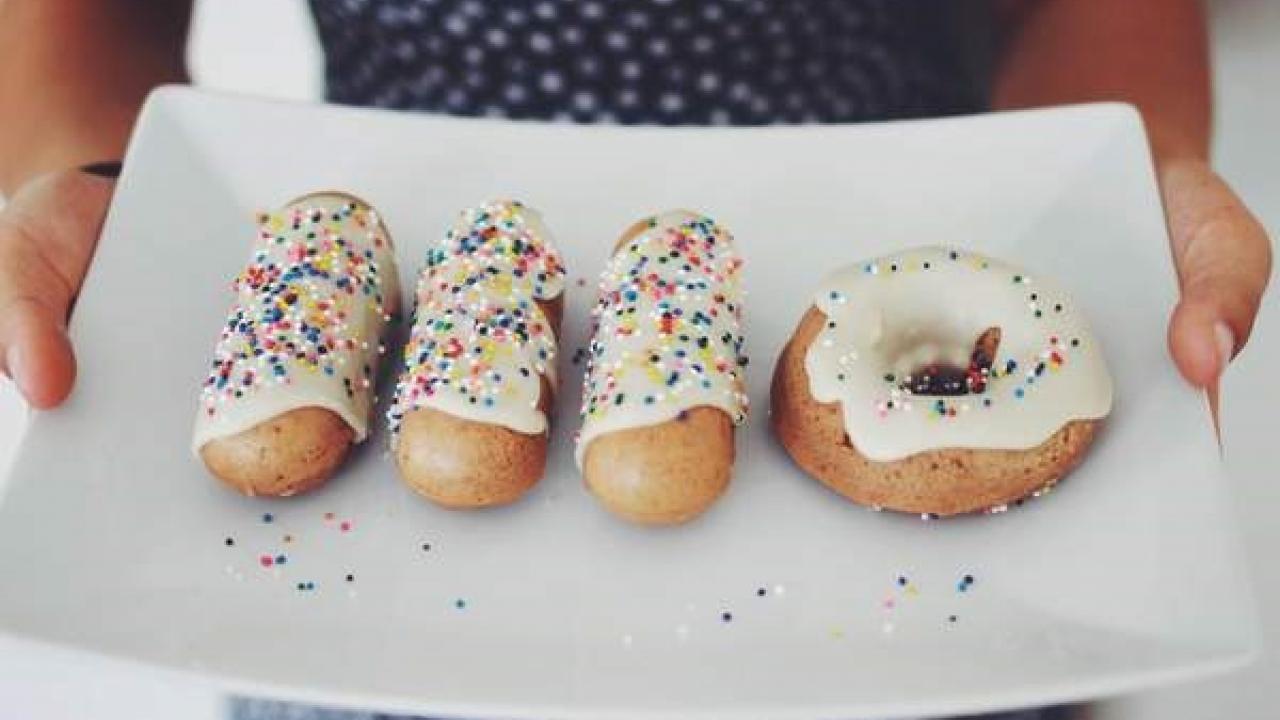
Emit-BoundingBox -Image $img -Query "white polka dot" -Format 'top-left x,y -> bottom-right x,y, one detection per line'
605,31 -> 630,51
482,105 -> 507,118
443,14 -> 467,35
504,84 -> 528,103
529,32 -> 553,54
539,71 -> 564,93
578,56 -> 601,76
766,19 -> 785,36
786,91 -> 806,110
776,41 -> 796,61
671,14 -> 692,32
804,60 -> 824,79
375,5 -> 401,25
702,4 -> 724,22
648,37 -> 671,57
710,109 -> 732,126
729,82 -> 752,102
551,111 -> 574,123
698,72 -> 721,92
724,23 -> 744,40
751,96 -> 772,114
581,2 -> 604,21
617,89 -> 639,107
736,47 -> 757,65
445,88 -> 468,109
464,69 -> 485,88
620,61 -> 643,80
561,26 -> 584,45
659,93 -> 685,114
533,2 -> 556,21
625,11 -> 650,29
692,35 -> 715,54
486,28 -> 508,48
394,40 -> 417,61
460,0 -> 485,19
463,46 -> 484,65
594,110 -> 619,124
504,7 -> 526,25
573,91 -> 598,112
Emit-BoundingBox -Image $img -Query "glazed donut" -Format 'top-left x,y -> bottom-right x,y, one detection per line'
194,192 -> 400,496
577,211 -> 749,525
771,246 -> 1113,516
389,200 -> 565,508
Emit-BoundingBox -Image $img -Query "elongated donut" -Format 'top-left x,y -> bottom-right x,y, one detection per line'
194,192 -> 400,496
771,246 -> 1113,516
389,200 -> 565,508
577,211 -> 749,525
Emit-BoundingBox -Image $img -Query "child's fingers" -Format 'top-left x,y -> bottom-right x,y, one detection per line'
0,298 -> 76,409
0,169 -> 114,409
0,232 -> 77,408
1161,159 -> 1272,388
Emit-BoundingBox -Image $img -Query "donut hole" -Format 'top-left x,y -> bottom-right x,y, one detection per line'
883,325 -> 1000,396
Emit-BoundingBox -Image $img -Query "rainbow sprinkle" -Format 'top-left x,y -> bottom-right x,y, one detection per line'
198,197 -> 395,421
577,212 -> 748,457
389,200 -> 565,440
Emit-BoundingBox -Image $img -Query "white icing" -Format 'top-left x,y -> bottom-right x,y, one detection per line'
576,210 -> 749,466
192,193 -> 399,454
388,200 -> 565,445
805,246 -> 1112,462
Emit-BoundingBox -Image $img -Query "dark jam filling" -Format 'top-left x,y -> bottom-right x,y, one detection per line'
901,326 -> 1001,397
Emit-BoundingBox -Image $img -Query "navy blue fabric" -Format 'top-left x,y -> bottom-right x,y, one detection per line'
309,0 -> 986,125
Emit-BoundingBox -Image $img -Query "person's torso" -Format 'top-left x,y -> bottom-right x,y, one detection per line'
310,0 -> 988,125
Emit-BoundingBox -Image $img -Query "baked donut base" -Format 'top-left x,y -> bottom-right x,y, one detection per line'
583,406 -> 734,525
771,307 -> 1100,516
394,296 -> 563,509
199,406 -> 355,497
395,376 -> 553,508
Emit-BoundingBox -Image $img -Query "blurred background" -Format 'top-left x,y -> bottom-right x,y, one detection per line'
1,1 -> 1277,718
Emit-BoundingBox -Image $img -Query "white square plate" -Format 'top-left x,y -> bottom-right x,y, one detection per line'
0,88 -> 1259,719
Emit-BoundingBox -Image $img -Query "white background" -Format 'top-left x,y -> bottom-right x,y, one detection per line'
0,1 -> 1276,718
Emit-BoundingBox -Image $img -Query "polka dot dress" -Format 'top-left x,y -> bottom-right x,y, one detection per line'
309,0 -> 984,125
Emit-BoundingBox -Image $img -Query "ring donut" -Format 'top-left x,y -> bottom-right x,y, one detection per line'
771,246 -> 1113,516
193,192 -> 400,496
577,211 -> 749,525
390,200 -> 565,508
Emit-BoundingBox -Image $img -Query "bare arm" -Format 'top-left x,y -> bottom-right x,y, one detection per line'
0,0 -> 192,193
992,0 -> 1271,395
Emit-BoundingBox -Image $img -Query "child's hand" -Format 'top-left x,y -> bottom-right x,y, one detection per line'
1161,158 -> 1273,390
0,168 -> 115,408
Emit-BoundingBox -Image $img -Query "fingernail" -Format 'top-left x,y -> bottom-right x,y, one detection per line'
3,345 -> 23,388
1214,322 -> 1236,375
